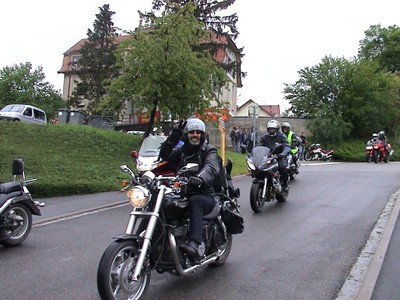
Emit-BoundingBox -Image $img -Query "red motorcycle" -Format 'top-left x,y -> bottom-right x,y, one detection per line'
304,143 -> 334,162
369,139 -> 392,163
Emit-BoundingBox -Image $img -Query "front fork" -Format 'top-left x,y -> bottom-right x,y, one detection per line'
131,186 -> 167,281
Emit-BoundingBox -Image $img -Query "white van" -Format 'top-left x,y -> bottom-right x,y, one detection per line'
0,104 -> 47,124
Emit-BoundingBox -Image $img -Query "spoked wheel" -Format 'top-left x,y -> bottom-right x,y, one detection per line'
0,203 -> 32,247
97,240 -> 150,300
210,232 -> 233,267
250,183 -> 265,213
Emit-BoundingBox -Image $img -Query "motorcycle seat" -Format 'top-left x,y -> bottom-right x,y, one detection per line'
0,181 -> 22,194
203,199 -> 220,220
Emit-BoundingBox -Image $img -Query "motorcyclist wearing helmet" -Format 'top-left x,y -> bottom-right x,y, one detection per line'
159,117 -> 221,263
258,120 -> 291,192
281,122 -> 300,174
377,130 -> 388,157
367,133 -> 378,145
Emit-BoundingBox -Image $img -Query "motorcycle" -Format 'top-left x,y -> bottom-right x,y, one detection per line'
369,139 -> 392,163
0,159 -> 45,247
304,143 -> 334,162
97,159 -> 243,300
287,151 -> 301,181
246,145 -> 289,213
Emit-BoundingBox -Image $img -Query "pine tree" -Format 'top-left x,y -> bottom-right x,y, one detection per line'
70,4 -> 120,116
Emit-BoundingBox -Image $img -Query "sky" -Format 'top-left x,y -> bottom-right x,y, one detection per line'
2,0 -> 400,111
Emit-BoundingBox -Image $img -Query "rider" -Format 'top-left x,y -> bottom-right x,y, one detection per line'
258,120 -> 290,192
159,117 -> 221,263
377,130 -> 388,157
281,122 -> 300,174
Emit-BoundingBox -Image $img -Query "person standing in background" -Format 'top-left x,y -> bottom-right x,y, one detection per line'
230,126 -> 240,153
299,132 -> 307,160
247,126 -> 256,153
240,128 -> 248,154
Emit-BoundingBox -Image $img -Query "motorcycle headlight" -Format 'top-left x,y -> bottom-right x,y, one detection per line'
259,158 -> 273,170
127,186 -> 150,208
246,159 -> 256,171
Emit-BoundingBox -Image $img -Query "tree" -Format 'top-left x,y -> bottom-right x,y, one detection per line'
0,62 -> 64,121
70,4 -> 120,116
284,56 -> 398,140
104,3 -> 228,136
358,24 -> 400,73
141,0 -> 244,76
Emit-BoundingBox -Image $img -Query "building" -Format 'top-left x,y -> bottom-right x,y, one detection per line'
236,99 -> 280,117
58,31 -> 242,124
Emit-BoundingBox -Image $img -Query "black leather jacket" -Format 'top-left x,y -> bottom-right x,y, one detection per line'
159,140 -> 220,195
258,132 -> 290,156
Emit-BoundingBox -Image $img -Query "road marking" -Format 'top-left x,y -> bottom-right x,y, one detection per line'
33,201 -> 129,227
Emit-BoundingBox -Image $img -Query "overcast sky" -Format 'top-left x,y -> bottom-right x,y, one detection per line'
2,0 -> 400,111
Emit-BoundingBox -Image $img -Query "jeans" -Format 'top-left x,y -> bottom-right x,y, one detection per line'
187,194 -> 216,244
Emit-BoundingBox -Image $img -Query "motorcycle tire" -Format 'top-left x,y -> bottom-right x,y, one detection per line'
323,156 -> 333,163
97,240 -> 150,300
365,154 -> 371,163
372,151 -> 378,164
210,232 -> 233,267
304,152 -> 312,161
0,203 -> 32,247
250,183 -> 265,213
276,190 -> 288,202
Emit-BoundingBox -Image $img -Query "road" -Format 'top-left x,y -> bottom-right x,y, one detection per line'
0,161 -> 399,300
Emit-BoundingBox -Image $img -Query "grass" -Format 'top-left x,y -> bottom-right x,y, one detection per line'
0,122 -> 247,198
1,122 -> 398,198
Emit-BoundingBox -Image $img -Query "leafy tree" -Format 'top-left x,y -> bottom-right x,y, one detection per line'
285,56 -> 398,140
104,3 -> 228,136
70,4 -> 120,117
0,62 -> 64,121
358,24 -> 400,73
141,0 -> 244,76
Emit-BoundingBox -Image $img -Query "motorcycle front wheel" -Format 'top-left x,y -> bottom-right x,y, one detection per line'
372,151 -> 378,164
0,203 -> 32,247
304,152 -> 312,161
97,240 -> 150,300
250,183 -> 265,213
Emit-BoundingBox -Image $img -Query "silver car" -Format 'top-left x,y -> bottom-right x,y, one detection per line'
0,104 -> 47,124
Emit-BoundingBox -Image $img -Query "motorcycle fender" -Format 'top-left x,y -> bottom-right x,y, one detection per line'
12,196 -> 42,216
113,233 -> 142,243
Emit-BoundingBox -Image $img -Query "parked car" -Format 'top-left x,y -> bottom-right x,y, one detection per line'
0,104 -> 47,124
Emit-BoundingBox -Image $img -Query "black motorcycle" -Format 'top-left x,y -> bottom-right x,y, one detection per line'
0,159 -> 45,247
246,145 -> 289,213
97,159 -> 243,300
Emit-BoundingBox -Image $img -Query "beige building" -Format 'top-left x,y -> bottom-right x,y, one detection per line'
58,32 -> 242,124
236,99 -> 280,117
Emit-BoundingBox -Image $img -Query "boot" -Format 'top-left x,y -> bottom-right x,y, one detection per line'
180,240 -> 205,264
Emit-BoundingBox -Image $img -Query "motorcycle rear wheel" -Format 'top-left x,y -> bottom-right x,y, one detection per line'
323,156 -> 333,162
210,232 -> 233,267
250,183 -> 265,213
97,240 -> 150,300
0,203 -> 32,247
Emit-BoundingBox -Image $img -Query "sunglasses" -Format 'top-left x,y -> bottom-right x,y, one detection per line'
188,130 -> 202,134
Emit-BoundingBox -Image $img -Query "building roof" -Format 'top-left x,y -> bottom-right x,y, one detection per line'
237,99 -> 280,117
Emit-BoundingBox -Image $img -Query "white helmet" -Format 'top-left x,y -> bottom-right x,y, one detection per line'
281,122 -> 290,129
266,120 -> 280,136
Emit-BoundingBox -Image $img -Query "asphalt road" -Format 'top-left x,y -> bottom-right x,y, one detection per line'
0,161 -> 399,300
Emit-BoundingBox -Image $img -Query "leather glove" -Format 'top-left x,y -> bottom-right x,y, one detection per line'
188,176 -> 204,189
168,119 -> 187,143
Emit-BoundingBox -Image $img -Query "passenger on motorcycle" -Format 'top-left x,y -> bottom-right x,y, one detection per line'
258,120 -> 290,192
378,130 -> 389,157
159,118 -> 221,263
281,122 -> 300,174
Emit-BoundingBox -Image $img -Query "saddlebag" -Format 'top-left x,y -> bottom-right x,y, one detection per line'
221,199 -> 244,234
